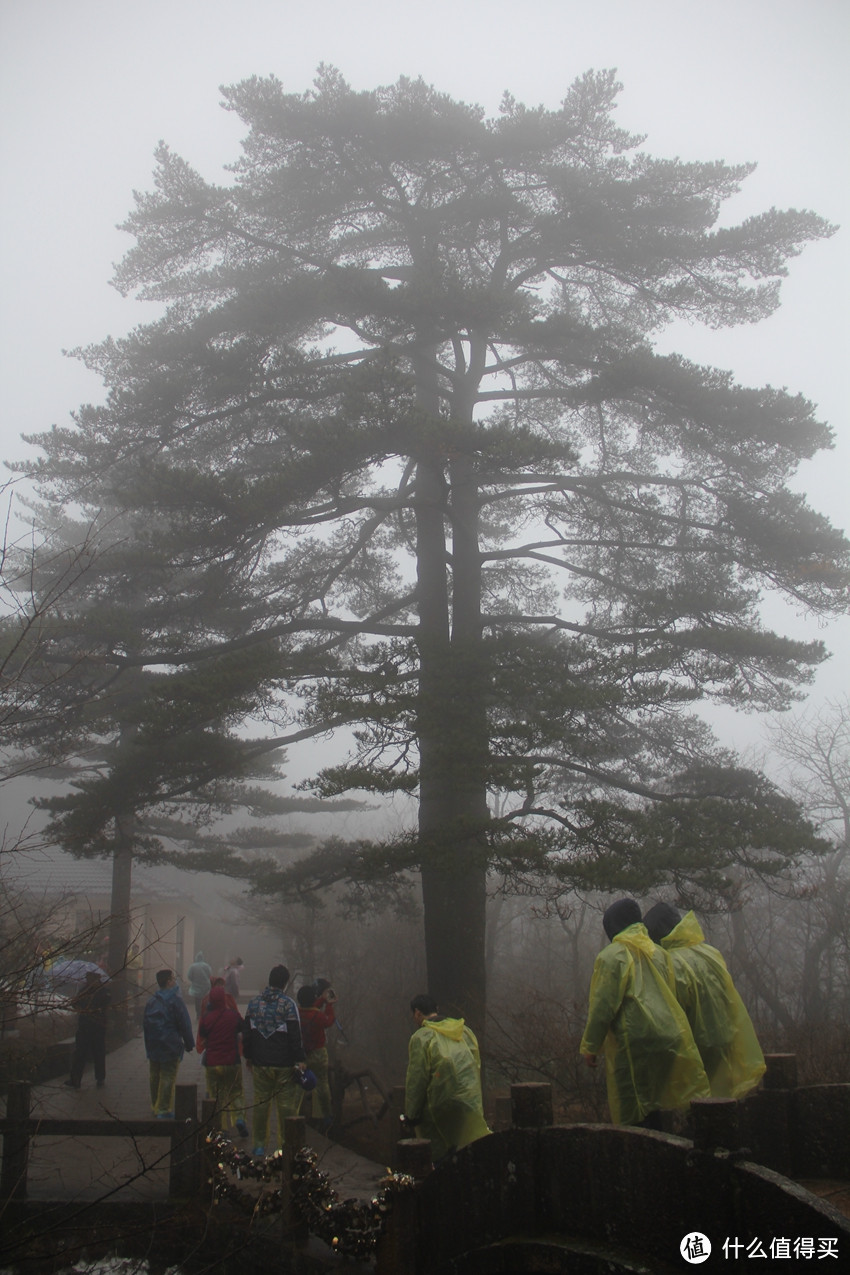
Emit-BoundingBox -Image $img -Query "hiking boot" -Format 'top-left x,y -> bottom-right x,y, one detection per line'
63,1080 -> 81,1088
252,1145 -> 265,1157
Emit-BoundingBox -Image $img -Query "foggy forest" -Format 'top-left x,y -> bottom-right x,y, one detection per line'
1,26 -> 849,1273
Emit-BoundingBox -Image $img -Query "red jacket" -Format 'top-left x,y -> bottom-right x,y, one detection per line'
198,986 -> 244,1066
196,984 -> 239,1053
299,1002 -> 335,1054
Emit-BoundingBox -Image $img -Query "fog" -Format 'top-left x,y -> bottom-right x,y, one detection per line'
1,2 -> 848,1080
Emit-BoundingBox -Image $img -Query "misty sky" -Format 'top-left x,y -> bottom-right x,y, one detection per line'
1,0 -> 848,759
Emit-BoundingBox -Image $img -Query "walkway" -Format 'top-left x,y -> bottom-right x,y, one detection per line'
1,1033 -> 388,1205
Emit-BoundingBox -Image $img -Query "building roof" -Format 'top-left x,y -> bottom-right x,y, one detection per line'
1,844 -> 209,907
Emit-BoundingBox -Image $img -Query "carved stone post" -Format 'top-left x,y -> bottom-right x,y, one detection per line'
749,1054 -> 797,1175
510,1082 -> 553,1128
690,1097 -> 741,1152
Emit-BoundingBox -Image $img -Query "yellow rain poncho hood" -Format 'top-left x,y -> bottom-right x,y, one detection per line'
661,911 -> 765,1099
405,1016 -> 490,1162
580,922 -> 709,1126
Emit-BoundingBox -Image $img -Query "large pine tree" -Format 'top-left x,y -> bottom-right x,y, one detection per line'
23,69 -> 849,1027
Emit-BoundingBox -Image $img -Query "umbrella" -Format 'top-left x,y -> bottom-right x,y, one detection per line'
45,959 -> 103,986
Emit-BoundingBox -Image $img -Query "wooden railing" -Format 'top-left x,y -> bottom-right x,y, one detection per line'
0,1081 -> 203,1203
2,1053 -> 848,1269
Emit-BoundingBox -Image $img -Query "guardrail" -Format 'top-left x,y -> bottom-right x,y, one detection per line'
0,1081 -> 203,1202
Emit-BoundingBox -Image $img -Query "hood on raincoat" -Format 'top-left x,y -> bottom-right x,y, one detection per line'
421,1016 -> 466,1042
207,984 -> 226,1010
659,910 -> 705,949
610,920 -> 656,954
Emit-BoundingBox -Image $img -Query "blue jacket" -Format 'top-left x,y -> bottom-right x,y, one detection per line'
143,985 -> 195,1063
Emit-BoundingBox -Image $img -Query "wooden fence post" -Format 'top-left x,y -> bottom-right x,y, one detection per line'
197,1097 -> 219,1199
0,1081 -> 31,1204
283,1114 -> 309,1241
168,1083 -> 199,1198
375,1138 -> 431,1275
387,1085 -> 407,1164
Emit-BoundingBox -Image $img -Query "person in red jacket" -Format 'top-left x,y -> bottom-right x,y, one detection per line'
296,982 -> 337,1128
195,977 -> 239,1051
198,983 -> 249,1138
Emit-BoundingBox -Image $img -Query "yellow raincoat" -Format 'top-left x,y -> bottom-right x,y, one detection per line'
580,922 -> 709,1126
660,911 -> 765,1099
405,1017 -> 490,1161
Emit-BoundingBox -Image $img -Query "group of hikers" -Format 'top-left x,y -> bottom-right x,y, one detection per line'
63,899 -> 765,1164
580,898 -> 765,1129
141,962 -> 337,1156
398,897 -> 764,1163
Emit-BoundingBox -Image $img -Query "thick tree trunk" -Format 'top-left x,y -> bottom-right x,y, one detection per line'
413,332 -> 490,1035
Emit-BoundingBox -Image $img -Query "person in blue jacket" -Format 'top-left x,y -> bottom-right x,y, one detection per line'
143,968 -> 195,1118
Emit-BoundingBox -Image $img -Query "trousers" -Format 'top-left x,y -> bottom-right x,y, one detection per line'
148,1058 -> 180,1115
251,1065 -> 303,1149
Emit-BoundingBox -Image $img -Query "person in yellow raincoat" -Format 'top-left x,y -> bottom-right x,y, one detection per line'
580,899 -> 709,1128
403,994 -> 491,1163
644,902 -> 765,1100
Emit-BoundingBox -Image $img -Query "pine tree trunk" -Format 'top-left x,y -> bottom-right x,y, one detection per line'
413,337 -> 490,1031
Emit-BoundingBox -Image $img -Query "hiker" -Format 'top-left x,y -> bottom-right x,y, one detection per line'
242,964 -> 307,1156
195,976 -> 238,1048
66,970 -> 110,1090
186,951 -> 213,1020
296,982 -> 337,1128
223,956 -> 244,1002
579,898 -> 709,1129
643,902 -> 765,1099
198,982 -> 249,1138
143,968 -> 195,1118
403,993 -> 490,1164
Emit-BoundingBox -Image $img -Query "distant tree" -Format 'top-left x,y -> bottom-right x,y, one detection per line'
20,69 -> 849,1028
3,502 -> 364,1013
0,481 -> 109,781
766,699 -> 850,1025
